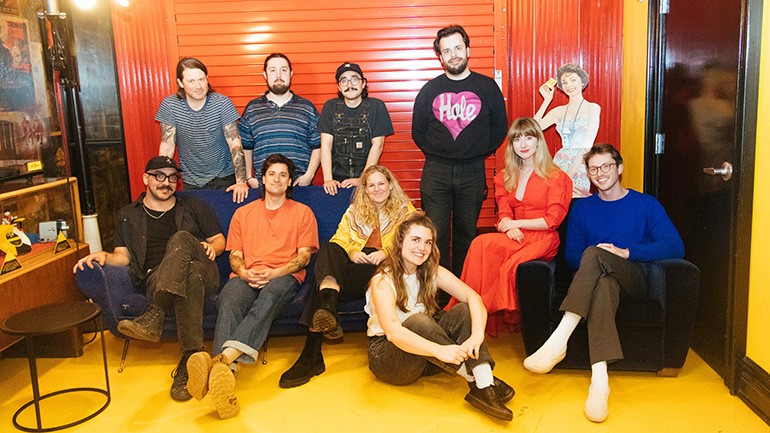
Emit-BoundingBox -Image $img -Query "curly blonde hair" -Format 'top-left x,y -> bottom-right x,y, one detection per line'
377,212 -> 440,316
350,165 -> 412,227
502,117 -> 561,192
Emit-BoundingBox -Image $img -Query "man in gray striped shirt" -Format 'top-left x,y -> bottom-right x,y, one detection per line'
156,57 -> 250,203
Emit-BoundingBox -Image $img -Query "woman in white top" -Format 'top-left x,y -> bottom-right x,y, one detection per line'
365,212 -> 514,421
534,63 -> 601,197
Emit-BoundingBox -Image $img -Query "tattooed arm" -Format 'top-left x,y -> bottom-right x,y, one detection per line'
252,247 -> 313,287
159,123 -> 177,157
224,121 -> 250,203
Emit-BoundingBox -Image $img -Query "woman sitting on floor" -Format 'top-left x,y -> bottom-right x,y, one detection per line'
280,164 -> 415,388
366,212 -> 515,421
454,117 -> 572,335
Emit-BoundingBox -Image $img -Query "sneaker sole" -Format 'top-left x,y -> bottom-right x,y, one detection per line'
186,352 -> 212,400
312,309 -> 341,338
208,363 -> 239,419
278,363 -> 326,389
117,321 -> 161,343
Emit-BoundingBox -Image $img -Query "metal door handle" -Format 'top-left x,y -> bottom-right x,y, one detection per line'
703,162 -> 733,181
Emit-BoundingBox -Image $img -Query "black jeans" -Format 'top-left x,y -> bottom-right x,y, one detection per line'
145,231 -> 220,354
419,158 -> 486,277
367,303 -> 494,386
300,242 -> 377,326
560,246 -> 647,364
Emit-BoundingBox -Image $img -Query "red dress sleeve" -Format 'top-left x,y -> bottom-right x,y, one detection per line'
542,170 -> 573,230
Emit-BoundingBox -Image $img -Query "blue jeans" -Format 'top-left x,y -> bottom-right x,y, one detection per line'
420,158 -> 487,276
214,274 -> 299,364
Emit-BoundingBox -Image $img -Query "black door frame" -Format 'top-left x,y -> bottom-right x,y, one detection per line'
643,0 -> 762,394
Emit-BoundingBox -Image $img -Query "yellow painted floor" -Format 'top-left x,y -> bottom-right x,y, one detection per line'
0,331 -> 768,433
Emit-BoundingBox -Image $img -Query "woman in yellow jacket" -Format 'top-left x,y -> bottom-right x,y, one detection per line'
280,164 -> 415,388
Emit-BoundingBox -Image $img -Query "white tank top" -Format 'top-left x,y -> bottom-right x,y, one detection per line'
365,272 -> 425,337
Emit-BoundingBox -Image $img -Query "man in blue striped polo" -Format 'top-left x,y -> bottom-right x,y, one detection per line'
239,53 -> 321,187
155,57 -> 250,203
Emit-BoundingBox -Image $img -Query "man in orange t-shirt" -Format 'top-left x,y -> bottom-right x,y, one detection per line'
186,154 -> 318,419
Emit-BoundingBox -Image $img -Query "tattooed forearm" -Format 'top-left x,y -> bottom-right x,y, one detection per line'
224,121 -> 240,141
229,251 -> 245,275
284,250 -> 311,275
231,145 -> 247,182
159,123 -> 176,156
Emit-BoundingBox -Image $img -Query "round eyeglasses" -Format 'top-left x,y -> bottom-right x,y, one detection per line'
338,76 -> 362,86
586,163 -> 617,176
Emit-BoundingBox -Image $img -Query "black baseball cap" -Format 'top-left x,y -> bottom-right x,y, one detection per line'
335,62 -> 364,81
145,156 -> 181,172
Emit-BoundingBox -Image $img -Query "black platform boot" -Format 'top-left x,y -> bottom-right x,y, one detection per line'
312,288 -> 342,340
279,332 -> 325,388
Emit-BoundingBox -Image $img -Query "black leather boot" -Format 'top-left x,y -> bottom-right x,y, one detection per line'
170,352 -> 193,401
117,303 -> 165,342
279,332 -> 325,388
312,288 -> 342,340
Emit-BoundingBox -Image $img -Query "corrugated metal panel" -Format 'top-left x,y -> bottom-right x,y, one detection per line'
508,0 -> 623,157
167,0 -> 501,225
112,0 -> 623,226
111,0 -> 177,198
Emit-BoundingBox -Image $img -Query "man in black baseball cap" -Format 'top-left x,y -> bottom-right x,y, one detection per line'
145,155 -> 181,172
317,61 -> 394,195
74,156 -> 225,402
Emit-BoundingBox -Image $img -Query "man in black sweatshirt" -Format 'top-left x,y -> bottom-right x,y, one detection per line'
412,24 -> 508,283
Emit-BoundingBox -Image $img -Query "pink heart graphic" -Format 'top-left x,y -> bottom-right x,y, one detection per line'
432,91 -> 481,140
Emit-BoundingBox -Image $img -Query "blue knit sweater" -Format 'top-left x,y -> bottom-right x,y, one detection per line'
564,189 -> 685,269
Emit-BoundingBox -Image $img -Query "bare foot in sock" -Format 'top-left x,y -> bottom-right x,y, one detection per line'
523,344 -> 566,374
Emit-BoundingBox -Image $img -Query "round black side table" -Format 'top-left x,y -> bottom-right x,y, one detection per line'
1,301 -> 111,432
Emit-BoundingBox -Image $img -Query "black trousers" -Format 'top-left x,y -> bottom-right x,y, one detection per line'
299,242 -> 377,326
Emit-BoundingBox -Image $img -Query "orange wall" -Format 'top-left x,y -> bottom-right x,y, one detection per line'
113,1 -> 624,226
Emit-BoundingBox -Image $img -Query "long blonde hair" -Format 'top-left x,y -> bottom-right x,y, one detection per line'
351,165 -> 411,227
503,117 -> 560,192
378,212 -> 440,316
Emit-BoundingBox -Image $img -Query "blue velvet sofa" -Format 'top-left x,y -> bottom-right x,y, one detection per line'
75,186 -> 368,371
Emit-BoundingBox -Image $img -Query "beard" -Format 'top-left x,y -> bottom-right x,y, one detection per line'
268,80 -> 291,95
443,57 -> 469,75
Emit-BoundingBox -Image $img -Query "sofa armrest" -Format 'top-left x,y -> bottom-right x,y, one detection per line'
649,258 -> 700,369
516,259 -> 557,355
75,264 -> 138,334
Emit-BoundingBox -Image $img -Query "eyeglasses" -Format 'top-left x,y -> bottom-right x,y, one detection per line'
586,163 -> 617,176
338,76 -> 362,86
146,171 -> 179,183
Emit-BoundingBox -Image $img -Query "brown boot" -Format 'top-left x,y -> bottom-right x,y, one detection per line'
117,303 -> 165,342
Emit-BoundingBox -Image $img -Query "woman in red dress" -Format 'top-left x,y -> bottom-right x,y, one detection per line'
458,117 -> 572,334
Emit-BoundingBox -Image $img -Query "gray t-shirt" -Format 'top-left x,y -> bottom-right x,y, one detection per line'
155,92 -> 240,187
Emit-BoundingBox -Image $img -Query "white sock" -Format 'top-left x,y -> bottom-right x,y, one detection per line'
590,361 -> 609,390
543,311 -> 581,351
471,363 -> 494,389
457,362 -> 475,382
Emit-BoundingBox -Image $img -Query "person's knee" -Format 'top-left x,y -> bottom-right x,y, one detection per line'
446,303 -> 470,320
168,230 -> 197,246
402,313 -> 437,335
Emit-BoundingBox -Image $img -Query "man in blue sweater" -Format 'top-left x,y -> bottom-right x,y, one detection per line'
522,144 -> 684,423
